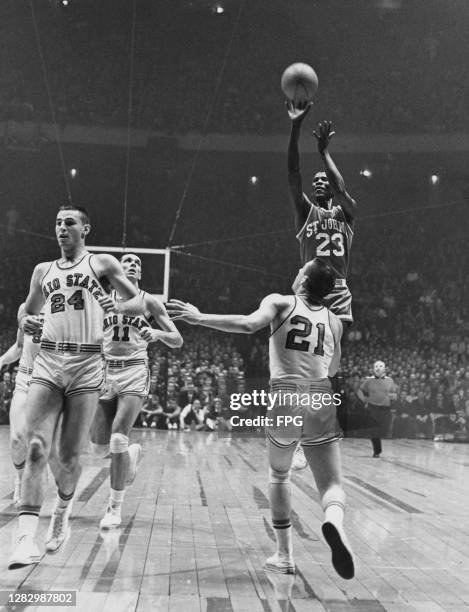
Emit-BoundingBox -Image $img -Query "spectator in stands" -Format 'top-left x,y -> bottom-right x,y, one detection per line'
179,398 -> 207,431
140,393 -> 164,429
432,392 -> 457,440
392,389 -> 417,439
413,390 -> 434,439
0,371 -> 13,423
165,398 -> 182,430
178,379 -> 200,407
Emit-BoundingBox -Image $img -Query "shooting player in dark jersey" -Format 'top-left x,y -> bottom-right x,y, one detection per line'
287,104 -> 357,325
286,103 -> 357,470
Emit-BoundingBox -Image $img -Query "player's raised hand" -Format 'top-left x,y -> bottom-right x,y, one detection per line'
21,315 -> 43,335
166,299 -> 201,324
286,100 -> 312,123
97,294 -> 116,313
313,120 -> 335,153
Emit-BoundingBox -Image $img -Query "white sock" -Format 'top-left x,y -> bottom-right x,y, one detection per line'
274,525 -> 293,558
18,514 -> 39,537
110,488 -> 125,510
324,502 -> 345,526
57,492 -> 74,511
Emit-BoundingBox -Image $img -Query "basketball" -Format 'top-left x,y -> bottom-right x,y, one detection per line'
281,62 -> 318,103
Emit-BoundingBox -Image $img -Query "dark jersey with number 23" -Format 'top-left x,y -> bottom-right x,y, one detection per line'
296,196 -> 354,279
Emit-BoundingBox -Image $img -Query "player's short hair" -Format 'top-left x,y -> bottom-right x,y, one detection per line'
313,171 -> 328,181
303,258 -> 335,301
57,205 -> 90,225
120,252 -> 141,264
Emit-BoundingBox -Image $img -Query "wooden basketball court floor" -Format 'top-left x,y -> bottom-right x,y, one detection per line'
1,427 -> 469,612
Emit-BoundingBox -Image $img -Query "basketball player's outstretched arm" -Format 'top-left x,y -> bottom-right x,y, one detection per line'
314,121 -> 357,222
167,294 -> 287,334
287,101 -> 313,232
139,295 -> 183,348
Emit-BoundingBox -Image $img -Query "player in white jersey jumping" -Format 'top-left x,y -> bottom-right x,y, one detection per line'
8,205 -> 145,570
287,104 -> 357,471
91,253 -> 182,529
167,258 -> 355,580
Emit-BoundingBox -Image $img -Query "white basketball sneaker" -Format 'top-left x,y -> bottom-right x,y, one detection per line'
45,501 -> 73,553
100,506 -> 122,530
126,443 -> 142,485
8,534 -> 41,570
264,552 -> 295,574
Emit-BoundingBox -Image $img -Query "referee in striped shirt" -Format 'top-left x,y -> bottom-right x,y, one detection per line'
357,361 -> 397,457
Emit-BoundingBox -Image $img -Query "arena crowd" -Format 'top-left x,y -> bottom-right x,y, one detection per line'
0,1 -> 468,134
1,202 -> 468,441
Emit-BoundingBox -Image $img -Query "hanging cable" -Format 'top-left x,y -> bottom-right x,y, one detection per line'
172,249 -> 290,279
171,199 -> 465,250
0,224 -> 55,242
167,0 -> 247,246
121,0 -> 138,250
171,227 -> 293,250
30,0 -> 72,204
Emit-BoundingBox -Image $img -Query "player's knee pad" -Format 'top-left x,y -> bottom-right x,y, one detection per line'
269,467 -> 291,484
110,432 -> 129,454
90,442 -> 110,459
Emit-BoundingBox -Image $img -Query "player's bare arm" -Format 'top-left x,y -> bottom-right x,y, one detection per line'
15,304 -> 26,351
328,312 -> 343,378
21,263 -> 47,334
93,253 -> 144,315
287,101 -> 313,232
0,331 -> 23,370
139,294 -> 183,348
167,294 -> 291,334
314,121 -> 357,222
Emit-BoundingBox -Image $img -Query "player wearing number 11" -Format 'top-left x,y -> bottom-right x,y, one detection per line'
91,253 -> 182,530
9,205 -> 145,569
287,103 -> 357,324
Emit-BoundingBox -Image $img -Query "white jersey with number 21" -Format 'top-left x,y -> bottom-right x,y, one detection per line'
269,295 -> 336,381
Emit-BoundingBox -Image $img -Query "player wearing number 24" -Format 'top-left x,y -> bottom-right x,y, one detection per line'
287,102 -> 357,325
9,205 -> 145,570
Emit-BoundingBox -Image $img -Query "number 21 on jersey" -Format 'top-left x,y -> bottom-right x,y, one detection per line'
285,315 -> 325,355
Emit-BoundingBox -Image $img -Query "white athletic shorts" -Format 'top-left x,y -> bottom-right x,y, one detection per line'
100,358 -> 150,401
13,366 -> 34,394
31,349 -> 104,397
265,378 -> 343,448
